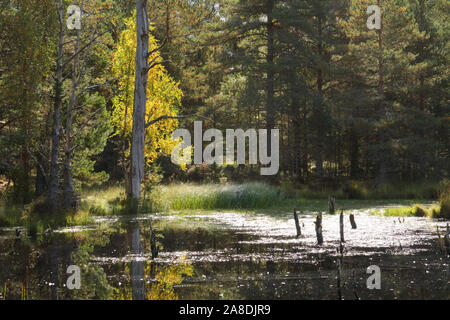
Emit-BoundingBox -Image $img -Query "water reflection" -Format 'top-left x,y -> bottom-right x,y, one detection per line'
0,208 -> 448,300
130,221 -> 145,300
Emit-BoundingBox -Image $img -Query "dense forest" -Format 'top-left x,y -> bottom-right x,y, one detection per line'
0,0 -> 448,211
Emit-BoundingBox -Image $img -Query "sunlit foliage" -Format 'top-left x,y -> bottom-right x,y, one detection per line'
111,12 -> 183,165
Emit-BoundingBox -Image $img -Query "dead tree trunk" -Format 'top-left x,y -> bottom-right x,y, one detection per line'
265,0 -> 275,181
340,209 -> 345,243
130,0 -> 149,205
131,221 -> 145,300
293,207 -> 302,238
315,212 -> 323,245
349,214 -> 357,229
328,196 -> 335,214
150,220 -> 158,259
63,24 -> 81,210
48,1 -> 64,212
445,224 -> 450,256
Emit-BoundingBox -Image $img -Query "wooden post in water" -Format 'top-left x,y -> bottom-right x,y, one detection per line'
150,220 -> 158,259
328,196 -> 335,214
293,207 -> 302,238
349,213 -> 357,229
340,209 -> 345,243
315,212 -> 323,245
445,224 -> 450,256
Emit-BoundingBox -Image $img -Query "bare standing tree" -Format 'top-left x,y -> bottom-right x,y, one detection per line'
48,0 -> 65,212
48,0 -> 110,211
129,0 -> 211,206
129,0 -> 149,203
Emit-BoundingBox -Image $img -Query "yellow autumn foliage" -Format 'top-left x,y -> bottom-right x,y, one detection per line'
112,12 -> 183,165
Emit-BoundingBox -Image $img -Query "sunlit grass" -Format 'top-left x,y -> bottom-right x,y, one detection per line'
437,180 -> 450,219
371,204 -> 441,218
79,184 -> 125,216
1,180 -> 447,233
149,182 -> 285,211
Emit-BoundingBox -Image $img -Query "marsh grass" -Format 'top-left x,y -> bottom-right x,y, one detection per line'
372,204 -> 441,218
0,185 -> 125,233
436,179 -> 450,219
148,182 -> 286,211
1,180 -> 447,233
79,185 -> 126,216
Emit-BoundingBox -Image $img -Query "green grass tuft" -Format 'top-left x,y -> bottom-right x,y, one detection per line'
148,182 -> 285,211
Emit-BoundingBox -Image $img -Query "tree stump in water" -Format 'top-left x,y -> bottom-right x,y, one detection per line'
349,214 -> 357,229
315,212 -> 323,245
340,210 -> 345,243
445,224 -> 450,256
293,208 -> 302,238
150,221 -> 158,259
328,196 -> 335,214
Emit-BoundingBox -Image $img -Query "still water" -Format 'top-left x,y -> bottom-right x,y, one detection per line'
0,208 -> 448,300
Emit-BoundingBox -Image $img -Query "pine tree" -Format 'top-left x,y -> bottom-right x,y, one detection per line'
339,0 -> 425,182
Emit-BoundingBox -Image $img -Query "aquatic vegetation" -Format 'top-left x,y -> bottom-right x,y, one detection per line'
375,182 -> 450,219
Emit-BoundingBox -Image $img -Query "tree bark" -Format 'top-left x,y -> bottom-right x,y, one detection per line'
130,0 -> 150,202
349,214 -> 357,229
35,152 -> 47,197
131,221 -> 145,300
315,212 -> 323,245
293,208 -> 302,238
63,24 -> 81,210
339,209 -> 345,243
315,16 -> 324,179
48,1 -> 64,212
266,1 -> 275,158
61,1 -> 108,209
376,0 -> 387,185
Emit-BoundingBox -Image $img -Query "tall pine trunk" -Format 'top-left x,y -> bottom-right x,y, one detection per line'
376,0 -> 387,185
315,16 -> 324,179
266,1 -> 275,164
